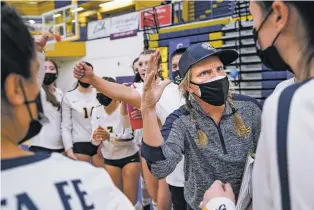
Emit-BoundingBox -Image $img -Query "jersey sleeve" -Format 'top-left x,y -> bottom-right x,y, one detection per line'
61,94 -> 73,151
90,108 -> 102,146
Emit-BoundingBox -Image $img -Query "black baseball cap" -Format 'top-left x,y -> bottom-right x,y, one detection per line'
178,42 -> 238,78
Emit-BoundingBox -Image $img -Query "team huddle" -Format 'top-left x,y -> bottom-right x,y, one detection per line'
2,1 -> 314,210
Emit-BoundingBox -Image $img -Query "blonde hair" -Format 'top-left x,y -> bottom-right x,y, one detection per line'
178,71 -> 251,147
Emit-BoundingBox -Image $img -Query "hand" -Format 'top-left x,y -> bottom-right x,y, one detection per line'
35,34 -> 49,52
73,62 -> 95,84
200,180 -> 235,209
66,148 -> 77,160
92,126 -> 110,141
131,109 -> 142,120
141,51 -> 171,111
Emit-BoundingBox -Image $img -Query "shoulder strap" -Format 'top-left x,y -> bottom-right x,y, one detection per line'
276,84 -> 300,210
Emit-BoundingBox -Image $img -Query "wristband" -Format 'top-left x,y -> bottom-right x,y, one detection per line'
203,197 -> 236,210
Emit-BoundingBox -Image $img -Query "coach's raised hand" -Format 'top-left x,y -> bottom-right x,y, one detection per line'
74,62 -> 96,84
141,50 -> 171,111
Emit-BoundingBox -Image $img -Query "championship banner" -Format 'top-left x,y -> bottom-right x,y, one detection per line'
168,38 -> 190,79
110,12 -> 139,40
87,18 -> 110,40
139,4 -> 172,30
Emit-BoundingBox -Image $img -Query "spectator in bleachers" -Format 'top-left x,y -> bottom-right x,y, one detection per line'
172,0 -> 184,24
199,1 -> 314,210
140,42 -> 262,210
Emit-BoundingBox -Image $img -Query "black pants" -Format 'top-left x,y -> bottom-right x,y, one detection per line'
169,185 -> 187,210
29,146 -> 64,154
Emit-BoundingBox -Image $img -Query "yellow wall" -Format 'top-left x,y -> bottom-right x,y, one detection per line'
135,0 -> 163,11
45,42 -> 86,58
6,1 -> 54,16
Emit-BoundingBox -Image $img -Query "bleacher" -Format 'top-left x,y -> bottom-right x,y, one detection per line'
148,0 -> 293,106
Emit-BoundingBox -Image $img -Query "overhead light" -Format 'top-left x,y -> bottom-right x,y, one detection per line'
28,2 -> 37,4
53,14 -> 61,18
72,20 -> 76,23
72,7 -> 84,12
28,20 -> 36,24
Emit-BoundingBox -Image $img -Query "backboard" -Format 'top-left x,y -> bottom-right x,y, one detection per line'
41,4 -> 80,45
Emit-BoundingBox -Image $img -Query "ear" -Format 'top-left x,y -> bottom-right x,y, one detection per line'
4,74 -> 25,106
184,83 -> 199,96
272,1 -> 289,33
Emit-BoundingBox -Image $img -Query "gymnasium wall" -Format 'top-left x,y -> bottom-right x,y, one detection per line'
55,32 -> 144,92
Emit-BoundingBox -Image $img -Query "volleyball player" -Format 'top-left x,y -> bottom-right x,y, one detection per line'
61,63 -> 102,165
200,1 -> 314,210
92,77 -> 141,209
1,3 -> 134,209
132,57 -> 152,210
73,49 -> 185,210
29,59 -> 64,153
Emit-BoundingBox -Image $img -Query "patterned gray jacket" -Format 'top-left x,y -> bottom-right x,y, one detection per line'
142,93 -> 262,210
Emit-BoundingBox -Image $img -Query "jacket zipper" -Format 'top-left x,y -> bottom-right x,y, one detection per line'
208,118 -> 228,154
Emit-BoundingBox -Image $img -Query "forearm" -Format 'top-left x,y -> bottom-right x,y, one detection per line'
91,76 -> 141,108
142,109 -> 164,147
36,50 -> 45,87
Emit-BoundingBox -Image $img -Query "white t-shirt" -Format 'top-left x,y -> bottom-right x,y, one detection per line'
134,82 -> 186,187
91,105 -> 138,160
61,88 -> 98,151
30,87 -> 64,149
1,153 -> 134,209
273,77 -> 295,93
253,78 -> 314,210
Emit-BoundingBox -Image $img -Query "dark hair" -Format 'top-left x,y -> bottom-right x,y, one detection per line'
43,59 -> 60,108
257,1 -> 314,79
132,57 -> 139,70
171,48 -> 187,60
102,76 -> 116,83
1,2 -> 35,93
83,61 -> 93,70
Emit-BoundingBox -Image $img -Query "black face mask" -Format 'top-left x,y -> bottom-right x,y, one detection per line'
253,9 -> 291,72
133,73 -> 143,83
43,73 -> 57,85
191,76 -> 229,106
96,93 -> 112,106
19,81 -> 48,144
172,71 -> 181,85
78,80 -> 91,88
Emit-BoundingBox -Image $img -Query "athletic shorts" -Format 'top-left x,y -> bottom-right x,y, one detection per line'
29,146 -> 64,154
104,152 -> 140,169
73,142 -> 98,156
169,185 -> 187,210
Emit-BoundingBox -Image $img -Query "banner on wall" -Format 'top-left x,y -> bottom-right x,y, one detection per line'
87,18 -> 110,40
168,38 -> 190,79
110,12 -> 139,40
139,4 -> 172,30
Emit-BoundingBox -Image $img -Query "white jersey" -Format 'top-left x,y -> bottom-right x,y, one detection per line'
30,87 -> 64,149
61,88 -> 98,151
91,105 -> 138,160
134,82 -> 186,187
253,78 -> 314,210
1,153 -> 134,209
273,77 -> 295,93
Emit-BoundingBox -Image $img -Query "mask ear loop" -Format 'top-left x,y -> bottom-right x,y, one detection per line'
256,8 -> 273,33
19,79 -> 35,121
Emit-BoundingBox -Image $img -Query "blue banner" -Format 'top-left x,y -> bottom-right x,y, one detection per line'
168,38 -> 190,79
